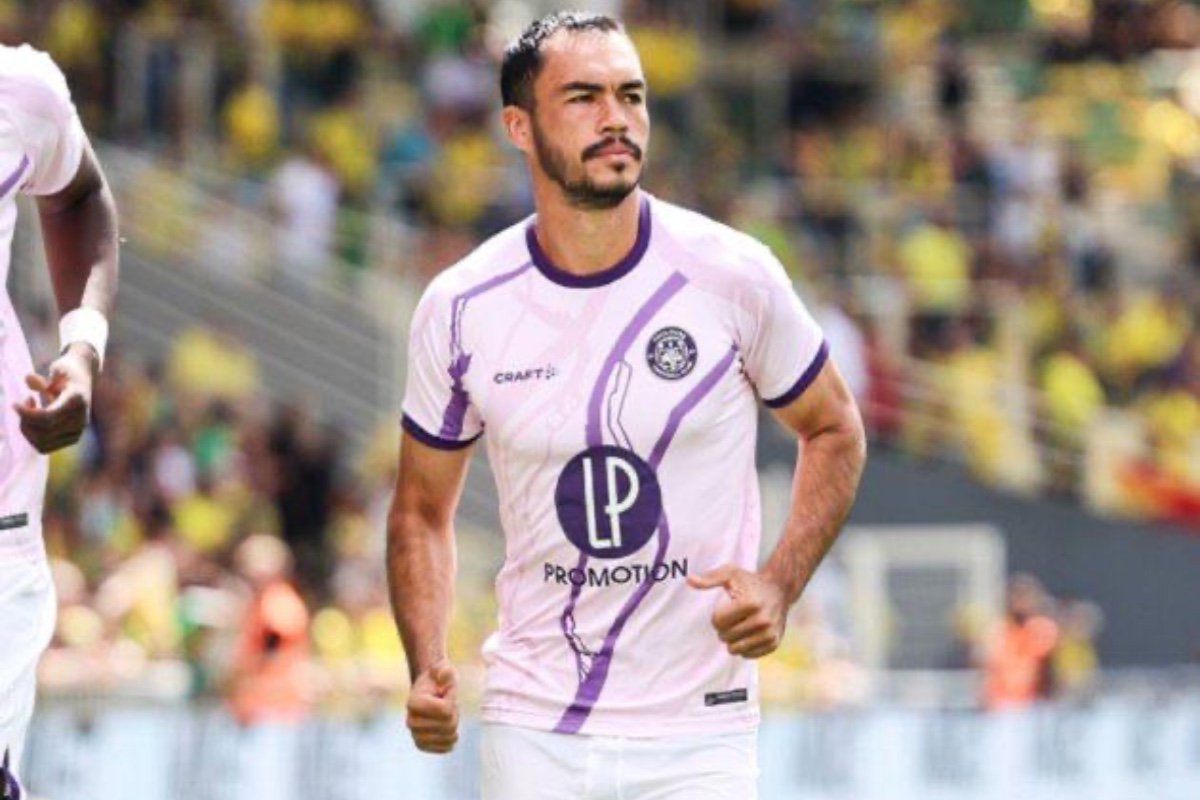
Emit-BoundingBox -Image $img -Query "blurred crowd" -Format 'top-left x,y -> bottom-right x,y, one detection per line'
31,327 -> 401,718
6,0 -> 1200,712
23,305 -> 503,717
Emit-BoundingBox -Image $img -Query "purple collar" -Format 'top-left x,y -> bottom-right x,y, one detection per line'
526,195 -> 652,288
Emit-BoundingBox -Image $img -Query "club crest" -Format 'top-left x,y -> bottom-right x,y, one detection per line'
646,327 -> 698,380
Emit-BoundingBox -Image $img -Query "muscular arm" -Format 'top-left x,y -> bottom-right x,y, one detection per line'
15,142 -> 118,453
763,359 -> 867,605
386,432 -> 473,681
688,358 -> 866,658
37,140 -> 119,324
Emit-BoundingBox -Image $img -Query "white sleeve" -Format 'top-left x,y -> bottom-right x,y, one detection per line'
1,47 -> 87,197
400,281 -> 484,449
740,248 -> 828,408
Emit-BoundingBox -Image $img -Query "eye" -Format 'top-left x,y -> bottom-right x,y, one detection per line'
624,93 -> 645,105
568,94 -> 593,104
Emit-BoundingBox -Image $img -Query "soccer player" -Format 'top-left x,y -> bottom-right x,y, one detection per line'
388,12 -> 865,798
0,45 -> 119,792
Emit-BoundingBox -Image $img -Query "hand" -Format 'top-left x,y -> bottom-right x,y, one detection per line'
687,565 -> 789,659
13,343 -> 97,454
406,661 -> 458,754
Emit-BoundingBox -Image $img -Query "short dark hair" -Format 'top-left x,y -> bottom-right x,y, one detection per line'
500,11 -> 623,110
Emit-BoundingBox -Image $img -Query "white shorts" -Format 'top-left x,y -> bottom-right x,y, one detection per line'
480,723 -> 759,800
0,560 -> 56,792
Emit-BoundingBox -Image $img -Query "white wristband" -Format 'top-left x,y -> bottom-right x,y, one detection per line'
59,307 -> 109,371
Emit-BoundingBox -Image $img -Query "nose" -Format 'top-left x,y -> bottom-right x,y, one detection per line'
598,94 -> 629,136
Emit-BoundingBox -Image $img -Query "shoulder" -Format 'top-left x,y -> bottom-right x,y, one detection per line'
0,45 -> 74,125
416,217 -> 534,313
649,195 -> 792,293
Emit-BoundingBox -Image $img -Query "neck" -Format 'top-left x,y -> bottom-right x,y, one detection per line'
532,188 -> 642,276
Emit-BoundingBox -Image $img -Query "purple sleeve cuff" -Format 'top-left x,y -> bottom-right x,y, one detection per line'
401,414 -> 481,451
762,340 -> 829,409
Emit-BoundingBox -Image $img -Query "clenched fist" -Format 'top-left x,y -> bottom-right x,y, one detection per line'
406,661 -> 459,754
687,565 -> 789,659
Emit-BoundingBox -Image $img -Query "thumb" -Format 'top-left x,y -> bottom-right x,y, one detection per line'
27,370 -> 67,402
430,662 -> 456,693
25,373 -> 50,395
687,565 -> 738,591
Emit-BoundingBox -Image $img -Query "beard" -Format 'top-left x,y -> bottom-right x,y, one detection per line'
531,118 -> 643,210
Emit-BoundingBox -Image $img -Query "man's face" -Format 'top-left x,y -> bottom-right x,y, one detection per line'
524,30 -> 650,209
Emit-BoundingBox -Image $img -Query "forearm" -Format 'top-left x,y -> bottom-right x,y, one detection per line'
38,181 -> 119,316
387,509 -> 457,682
762,422 -> 866,606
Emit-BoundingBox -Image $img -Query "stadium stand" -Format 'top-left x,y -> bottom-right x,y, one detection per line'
3,1 -> 1199,797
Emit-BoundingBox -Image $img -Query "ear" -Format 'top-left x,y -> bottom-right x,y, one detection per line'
501,106 -> 533,155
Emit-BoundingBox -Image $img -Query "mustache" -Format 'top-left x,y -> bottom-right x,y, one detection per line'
581,136 -> 643,162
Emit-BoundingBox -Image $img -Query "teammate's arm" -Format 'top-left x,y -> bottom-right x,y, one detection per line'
15,141 -> 118,453
386,432 -> 472,753
689,359 -> 866,658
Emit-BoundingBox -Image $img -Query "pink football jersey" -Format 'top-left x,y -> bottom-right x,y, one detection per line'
0,45 -> 87,565
403,193 -> 827,736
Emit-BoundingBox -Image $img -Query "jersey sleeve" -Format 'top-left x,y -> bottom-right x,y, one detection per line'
2,46 -> 87,197
740,248 -> 828,408
401,280 -> 485,450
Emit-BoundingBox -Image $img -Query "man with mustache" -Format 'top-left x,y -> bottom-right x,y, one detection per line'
387,11 -> 865,798
0,44 -> 119,796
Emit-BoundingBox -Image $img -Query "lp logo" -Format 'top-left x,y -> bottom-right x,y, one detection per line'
555,446 -> 662,559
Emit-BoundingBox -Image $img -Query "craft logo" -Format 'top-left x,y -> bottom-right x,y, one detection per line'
493,365 -> 558,384
646,327 -> 698,380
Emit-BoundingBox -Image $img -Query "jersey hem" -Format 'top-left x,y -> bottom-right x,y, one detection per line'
480,704 -> 760,738
400,413 -> 481,451
762,339 -> 829,409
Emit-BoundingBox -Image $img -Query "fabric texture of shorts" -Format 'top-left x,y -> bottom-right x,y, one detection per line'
0,656 -> 38,792
480,722 -> 759,800
0,559 -> 56,790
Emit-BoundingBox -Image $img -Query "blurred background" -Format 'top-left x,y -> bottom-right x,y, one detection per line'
3,0 -> 1200,798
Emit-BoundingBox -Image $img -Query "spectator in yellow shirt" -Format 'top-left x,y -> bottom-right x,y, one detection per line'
1099,290 -> 1190,394
898,208 -> 973,356
1041,332 -> 1107,438
171,472 -> 240,556
1040,332 -> 1108,491
167,324 -> 262,407
222,79 -> 281,170
1139,367 -> 1200,482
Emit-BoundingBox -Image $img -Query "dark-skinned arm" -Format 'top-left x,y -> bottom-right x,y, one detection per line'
15,140 -> 119,453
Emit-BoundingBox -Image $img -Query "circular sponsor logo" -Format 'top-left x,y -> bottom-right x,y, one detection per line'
646,327 -> 698,380
554,446 -> 662,559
